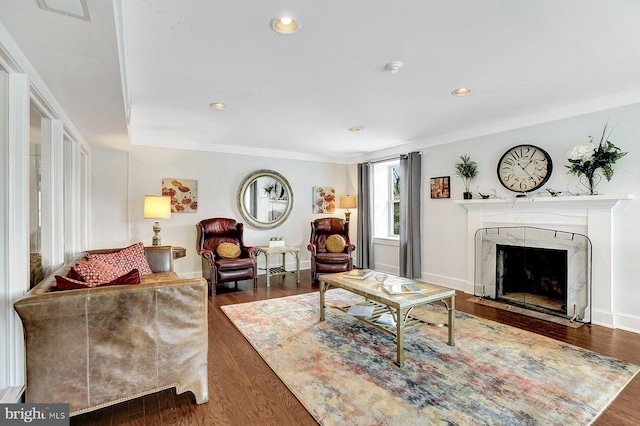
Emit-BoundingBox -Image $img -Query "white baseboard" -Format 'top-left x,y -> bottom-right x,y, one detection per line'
373,262 -> 399,276
591,309 -> 615,329
613,312 -> 640,334
421,272 -> 468,293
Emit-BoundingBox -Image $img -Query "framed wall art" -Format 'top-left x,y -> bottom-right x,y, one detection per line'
162,178 -> 198,212
312,186 -> 335,213
430,176 -> 450,199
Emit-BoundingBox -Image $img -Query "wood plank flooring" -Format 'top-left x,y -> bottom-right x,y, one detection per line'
71,271 -> 640,425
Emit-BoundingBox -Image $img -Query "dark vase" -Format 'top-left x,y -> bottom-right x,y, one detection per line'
463,192 -> 473,200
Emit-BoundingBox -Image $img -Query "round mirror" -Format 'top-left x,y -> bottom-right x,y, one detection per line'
237,169 -> 294,229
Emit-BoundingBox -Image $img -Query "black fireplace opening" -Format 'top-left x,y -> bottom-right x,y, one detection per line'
496,244 -> 568,315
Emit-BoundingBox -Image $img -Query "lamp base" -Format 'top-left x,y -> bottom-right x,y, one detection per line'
152,221 -> 162,246
344,211 -> 351,222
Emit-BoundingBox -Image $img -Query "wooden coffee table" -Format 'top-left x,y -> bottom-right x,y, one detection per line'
319,272 -> 455,367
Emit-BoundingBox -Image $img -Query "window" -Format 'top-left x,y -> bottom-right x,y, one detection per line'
373,160 -> 400,239
391,166 -> 400,235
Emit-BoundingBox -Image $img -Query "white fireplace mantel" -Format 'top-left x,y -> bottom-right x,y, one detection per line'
453,194 -> 633,211
455,194 -> 633,328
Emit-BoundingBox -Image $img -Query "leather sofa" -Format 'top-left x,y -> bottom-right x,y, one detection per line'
13,245 -> 209,416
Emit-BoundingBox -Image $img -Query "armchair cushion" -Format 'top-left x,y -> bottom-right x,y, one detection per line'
216,257 -> 254,271
217,242 -> 241,259
315,252 -> 351,263
326,234 -> 346,253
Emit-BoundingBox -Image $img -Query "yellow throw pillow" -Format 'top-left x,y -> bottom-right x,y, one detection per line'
326,234 -> 346,253
217,242 -> 241,259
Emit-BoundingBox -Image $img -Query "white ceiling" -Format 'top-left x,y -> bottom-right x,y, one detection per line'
1,0 -> 640,163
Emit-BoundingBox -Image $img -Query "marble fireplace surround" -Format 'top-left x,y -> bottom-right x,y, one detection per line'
476,226 -> 591,322
455,194 -> 633,328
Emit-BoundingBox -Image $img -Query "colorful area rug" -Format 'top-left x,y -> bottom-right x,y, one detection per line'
221,290 -> 639,425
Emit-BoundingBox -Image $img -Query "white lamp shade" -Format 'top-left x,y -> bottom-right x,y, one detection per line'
143,195 -> 172,219
339,196 -> 357,209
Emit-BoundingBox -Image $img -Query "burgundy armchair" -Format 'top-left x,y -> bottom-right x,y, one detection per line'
307,218 -> 356,283
196,218 -> 258,296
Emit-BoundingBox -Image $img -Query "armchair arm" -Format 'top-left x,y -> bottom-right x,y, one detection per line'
307,243 -> 318,256
242,245 -> 258,258
199,249 -> 216,262
345,243 -> 356,254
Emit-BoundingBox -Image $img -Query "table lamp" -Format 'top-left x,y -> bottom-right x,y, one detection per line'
143,195 -> 171,245
339,195 -> 357,222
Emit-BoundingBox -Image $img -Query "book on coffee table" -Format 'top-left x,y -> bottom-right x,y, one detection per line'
343,269 -> 373,280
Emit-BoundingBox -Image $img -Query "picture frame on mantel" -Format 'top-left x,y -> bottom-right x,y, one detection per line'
430,176 -> 450,199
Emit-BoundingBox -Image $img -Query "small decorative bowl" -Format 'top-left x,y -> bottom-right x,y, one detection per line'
374,273 -> 388,285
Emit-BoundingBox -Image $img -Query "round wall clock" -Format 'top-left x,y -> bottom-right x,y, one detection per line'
497,144 -> 553,192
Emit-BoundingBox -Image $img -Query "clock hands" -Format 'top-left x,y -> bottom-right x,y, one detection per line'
518,162 -> 534,179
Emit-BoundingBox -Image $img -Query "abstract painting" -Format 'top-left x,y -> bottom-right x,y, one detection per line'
162,178 -> 198,212
312,187 -> 335,213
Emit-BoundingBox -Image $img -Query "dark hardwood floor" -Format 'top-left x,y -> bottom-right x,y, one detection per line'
71,270 -> 640,425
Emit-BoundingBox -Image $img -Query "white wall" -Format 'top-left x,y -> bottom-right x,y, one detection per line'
419,102 -> 640,332
92,145 -> 349,277
90,146 -> 130,248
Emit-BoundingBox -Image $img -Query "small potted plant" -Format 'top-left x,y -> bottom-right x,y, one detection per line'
454,155 -> 478,199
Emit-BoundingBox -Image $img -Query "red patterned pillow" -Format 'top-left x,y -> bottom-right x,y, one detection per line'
55,269 -> 141,291
73,258 -> 125,283
108,269 -> 142,285
55,274 -> 94,290
67,266 -> 84,281
87,242 -> 153,276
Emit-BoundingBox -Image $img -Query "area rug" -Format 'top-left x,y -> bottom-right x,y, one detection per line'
221,290 -> 639,425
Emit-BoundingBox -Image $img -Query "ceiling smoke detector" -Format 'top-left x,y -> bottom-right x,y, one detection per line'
385,61 -> 404,73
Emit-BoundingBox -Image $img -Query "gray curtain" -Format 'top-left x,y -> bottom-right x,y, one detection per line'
356,162 -> 374,269
249,181 -> 258,217
399,152 -> 422,278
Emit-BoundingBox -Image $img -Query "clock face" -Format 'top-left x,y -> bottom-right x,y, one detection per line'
497,145 -> 553,192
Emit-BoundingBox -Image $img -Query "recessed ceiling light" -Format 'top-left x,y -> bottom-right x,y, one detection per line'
210,103 -> 227,110
348,127 -> 362,132
37,0 -> 91,21
270,16 -> 300,34
452,88 -> 472,97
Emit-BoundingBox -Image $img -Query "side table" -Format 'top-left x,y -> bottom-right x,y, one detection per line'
172,246 -> 186,259
254,245 -> 300,287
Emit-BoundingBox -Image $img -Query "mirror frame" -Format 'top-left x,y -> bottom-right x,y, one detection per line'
237,169 -> 294,229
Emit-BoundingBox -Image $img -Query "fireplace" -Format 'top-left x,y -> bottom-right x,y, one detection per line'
455,194 -> 631,328
496,244 -> 568,315
474,226 -> 591,323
